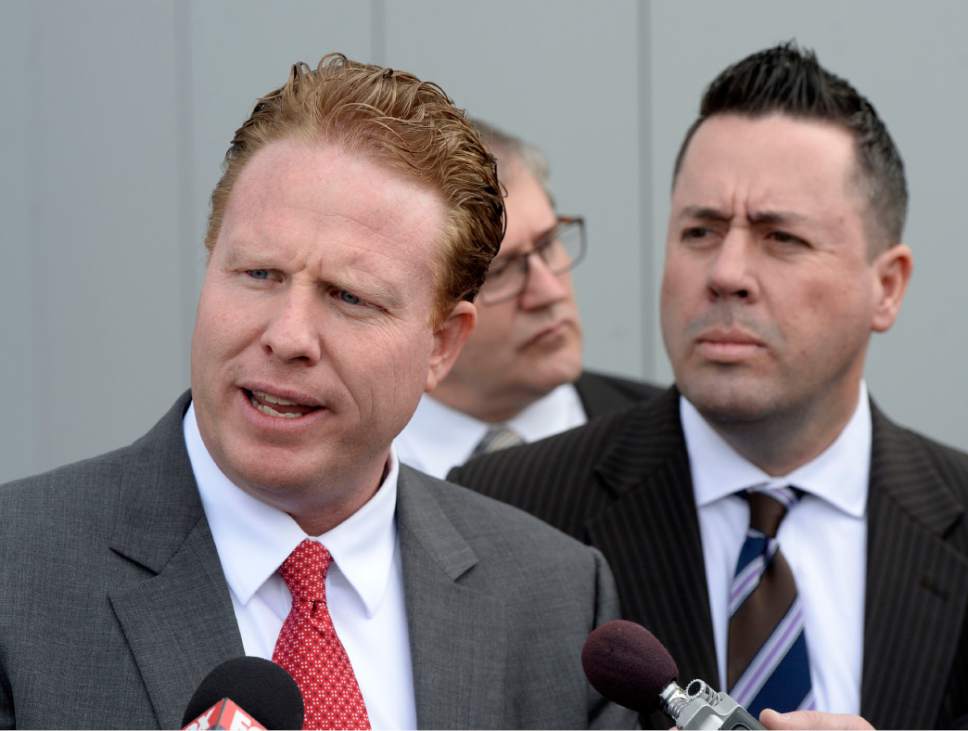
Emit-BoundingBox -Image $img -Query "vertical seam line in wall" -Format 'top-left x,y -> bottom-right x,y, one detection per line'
174,0 -> 196,388
371,0 -> 387,66
637,0 -> 655,379
26,1 -> 41,475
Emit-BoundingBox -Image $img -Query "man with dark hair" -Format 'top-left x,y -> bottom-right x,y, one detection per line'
396,119 -> 660,478
451,43 -> 968,729
0,55 -> 633,729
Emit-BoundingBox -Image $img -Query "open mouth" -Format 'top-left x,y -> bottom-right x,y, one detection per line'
244,389 -> 322,419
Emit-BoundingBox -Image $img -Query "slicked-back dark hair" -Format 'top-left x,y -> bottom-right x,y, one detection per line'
672,42 -> 908,250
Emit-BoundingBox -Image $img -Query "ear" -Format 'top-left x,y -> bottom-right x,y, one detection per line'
425,300 -> 477,392
871,243 -> 913,333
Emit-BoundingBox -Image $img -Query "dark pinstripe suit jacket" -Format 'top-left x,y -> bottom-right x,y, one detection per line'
574,370 -> 664,419
449,387 -> 968,729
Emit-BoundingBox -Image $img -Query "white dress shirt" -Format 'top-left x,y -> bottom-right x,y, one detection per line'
183,403 -> 417,730
394,383 -> 587,479
681,383 -> 871,715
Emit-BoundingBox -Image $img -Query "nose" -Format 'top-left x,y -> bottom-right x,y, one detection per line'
519,253 -> 570,310
260,287 -> 322,364
706,230 -> 758,303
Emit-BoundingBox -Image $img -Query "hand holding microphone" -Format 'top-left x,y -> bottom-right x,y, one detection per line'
759,709 -> 873,730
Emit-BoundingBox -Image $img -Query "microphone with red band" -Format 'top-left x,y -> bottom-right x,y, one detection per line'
181,657 -> 304,730
582,620 -> 764,730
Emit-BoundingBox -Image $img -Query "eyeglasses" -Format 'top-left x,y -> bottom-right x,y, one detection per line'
478,215 -> 586,305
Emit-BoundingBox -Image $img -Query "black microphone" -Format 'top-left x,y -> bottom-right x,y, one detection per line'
582,620 -> 764,730
181,657 -> 304,730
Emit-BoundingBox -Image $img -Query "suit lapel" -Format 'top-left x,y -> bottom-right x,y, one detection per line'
589,390 -> 719,689
108,393 -> 244,728
396,467 -> 507,730
861,406 -> 968,728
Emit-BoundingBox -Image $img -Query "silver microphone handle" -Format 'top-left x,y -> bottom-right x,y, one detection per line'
660,679 -> 765,730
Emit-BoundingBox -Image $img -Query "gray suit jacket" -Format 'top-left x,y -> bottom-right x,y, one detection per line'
0,392 -> 634,730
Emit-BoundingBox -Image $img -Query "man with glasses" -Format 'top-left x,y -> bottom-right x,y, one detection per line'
396,120 -> 660,478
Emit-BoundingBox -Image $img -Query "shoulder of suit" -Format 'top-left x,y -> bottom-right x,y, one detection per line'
0,394 -> 191,540
879,414 -> 968,486
0,443 -> 129,502
0,451 -> 135,590
579,369 -> 665,401
450,397 -> 647,485
869,400 -> 968,511
403,464 -> 604,559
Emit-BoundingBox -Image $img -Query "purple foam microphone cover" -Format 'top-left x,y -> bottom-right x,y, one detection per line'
581,620 -> 680,713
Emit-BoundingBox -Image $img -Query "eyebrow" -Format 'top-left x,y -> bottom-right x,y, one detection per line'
677,206 -> 810,226
220,239 -> 278,267
748,210 -> 810,226
495,221 -> 558,261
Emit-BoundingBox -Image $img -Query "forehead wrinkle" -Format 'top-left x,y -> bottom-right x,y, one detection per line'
307,221 -> 431,312
747,209 -> 811,226
237,137 -> 445,249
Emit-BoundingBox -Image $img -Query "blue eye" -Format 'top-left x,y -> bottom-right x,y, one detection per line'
247,269 -> 270,280
338,290 -> 362,306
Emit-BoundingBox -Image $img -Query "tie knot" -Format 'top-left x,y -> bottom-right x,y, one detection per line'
471,424 -> 525,457
745,486 -> 799,537
279,539 -> 331,603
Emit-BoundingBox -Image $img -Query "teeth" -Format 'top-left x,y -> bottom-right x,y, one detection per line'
253,390 -> 302,406
249,392 -> 301,418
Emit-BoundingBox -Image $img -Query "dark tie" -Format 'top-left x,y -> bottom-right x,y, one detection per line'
726,487 -> 814,716
272,540 -> 371,730
470,424 -> 525,457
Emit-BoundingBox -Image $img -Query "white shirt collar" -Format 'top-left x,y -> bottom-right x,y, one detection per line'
397,393 -> 490,478
506,382 -> 586,442
183,402 -> 399,617
395,383 -> 585,478
681,382 -> 871,518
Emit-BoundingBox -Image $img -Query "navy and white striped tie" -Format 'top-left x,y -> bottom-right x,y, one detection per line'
726,486 -> 814,717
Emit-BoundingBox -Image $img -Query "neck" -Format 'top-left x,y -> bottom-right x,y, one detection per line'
245,457 -> 388,536
699,387 -> 862,476
430,380 -> 541,423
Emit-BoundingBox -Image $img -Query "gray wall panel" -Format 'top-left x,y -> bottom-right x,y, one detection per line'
3,1 -> 966,484
17,0 -> 185,479
0,1 -> 34,479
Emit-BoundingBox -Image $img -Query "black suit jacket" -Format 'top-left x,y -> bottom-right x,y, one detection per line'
449,387 -> 968,729
574,370 -> 664,420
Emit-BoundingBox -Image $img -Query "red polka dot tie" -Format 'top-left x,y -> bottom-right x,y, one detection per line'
272,540 -> 371,730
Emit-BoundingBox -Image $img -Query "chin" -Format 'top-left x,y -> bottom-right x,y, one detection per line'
529,363 -> 582,397
218,441 -> 324,493
679,376 -> 779,425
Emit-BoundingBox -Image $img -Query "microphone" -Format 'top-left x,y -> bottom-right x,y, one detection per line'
181,657 -> 304,730
582,620 -> 764,730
